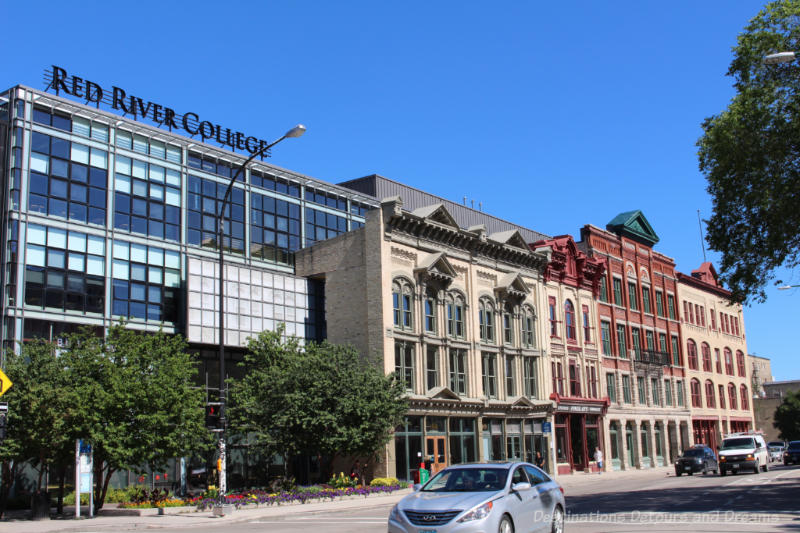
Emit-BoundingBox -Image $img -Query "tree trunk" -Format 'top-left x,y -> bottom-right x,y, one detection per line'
0,460 -> 19,519
93,460 -> 115,512
57,464 -> 66,515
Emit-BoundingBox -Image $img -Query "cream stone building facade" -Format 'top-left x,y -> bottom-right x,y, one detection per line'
296,196 -> 554,480
677,263 -> 754,451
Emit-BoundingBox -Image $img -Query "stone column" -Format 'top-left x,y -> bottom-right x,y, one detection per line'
619,418 -> 629,470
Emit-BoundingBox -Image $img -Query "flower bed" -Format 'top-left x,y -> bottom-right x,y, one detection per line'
193,484 -> 405,511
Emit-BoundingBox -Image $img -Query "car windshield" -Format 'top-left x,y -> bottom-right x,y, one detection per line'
722,438 -> 755,450
422,467 -> 508,492
768,442 -> 784,447
788,442 -> 800,451
682,449 -> 704,457
769,446 -> 782,452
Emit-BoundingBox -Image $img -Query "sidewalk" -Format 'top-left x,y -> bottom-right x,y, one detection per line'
1,489 -> 414,533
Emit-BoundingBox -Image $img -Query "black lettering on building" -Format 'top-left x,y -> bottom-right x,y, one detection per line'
112,86 -> 129,113
163,107 -> 178,129
71,76 -> 84,98
183,112 -> 199,135
51,66 -> 70,94
199,121 -> 215,140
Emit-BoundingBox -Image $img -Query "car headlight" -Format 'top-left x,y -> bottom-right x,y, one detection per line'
389,504 -> 400,521
746,454 -> 754,460
719,455 -> 726,462
458,501 -> 493,522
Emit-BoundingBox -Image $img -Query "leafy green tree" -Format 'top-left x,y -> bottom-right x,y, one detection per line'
64,325 -> 211,510
228,327 -> 407,474
0,341 -> 78,517
697,0 -> 800,303
774,390 -> 800,441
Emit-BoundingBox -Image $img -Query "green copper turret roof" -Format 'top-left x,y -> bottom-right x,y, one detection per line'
606,210 -> 659,247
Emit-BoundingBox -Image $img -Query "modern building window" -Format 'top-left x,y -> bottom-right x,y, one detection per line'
616,323 -> 628,358
622,375 -> 632,404
113,155 -> 180,242
115,129 -> 180,163
598,276 -> 608,303
548,296 -> 558,337
690,378 -> 702,408
718,384 -> 726,409
667,294 -> 676,319
664,380 -> 673,406
568,359 -> 581,397
671,335 -> 681,366
187,151 -> 238,181
446,293 -> 466,339
304,206 -> 347,247
642,286 -> 652,314
523,356 -> 538,399
627,281 -> 638,311
612,278 -> 623,306
701,343 -> 712,372
392,278 -> 414,330
187,175 -> 245,254
606,373 -> 617,403
520,306 -> 536,348
29,133 -> 107,227
479,299 -> 496,344
655,290 -> 664,317
24,225 -> 105,314
251,193 -> 301,264
111,241 -> 180,322
637,376 -> 646,405
424,293 -> 437,334
631,328 -> 641,359
426,346 -> 439,391
728,383 -> 738,409
32,106 -> 72,132
687,339 -> 698,370
705,380 -> 715,408
724,348 -> 734,375
651,378 -> 660,406
304,186 -> 346,209
740,385 -> 749,410
600,321 -> 612,355
449,348 -> 467,395
564,300 -> 576,340
395,341 -> 415,391
582,304 -> 591,342
736,350 -> 746,377
676,380 -> 685,407
505,355 -> 515,397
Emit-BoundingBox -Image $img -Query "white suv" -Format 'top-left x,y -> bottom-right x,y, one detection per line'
719,433 -> 769,476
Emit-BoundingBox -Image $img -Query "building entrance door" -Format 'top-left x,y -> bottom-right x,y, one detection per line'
426,436 -> 447,474
569,414 -> 586,471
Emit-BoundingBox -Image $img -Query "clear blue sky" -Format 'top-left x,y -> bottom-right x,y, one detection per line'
3,1 -> 795,380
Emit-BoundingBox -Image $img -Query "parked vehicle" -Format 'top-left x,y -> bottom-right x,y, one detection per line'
675,445 -> 718,476
719,432 -> 769,476
388,462 -> 565,533
768,440 -> 786,449
784,441 -> 800,466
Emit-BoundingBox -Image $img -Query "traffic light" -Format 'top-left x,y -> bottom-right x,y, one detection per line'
205,402 -> 222,430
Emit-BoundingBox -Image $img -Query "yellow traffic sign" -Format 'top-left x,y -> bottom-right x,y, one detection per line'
0,368 -> 12,398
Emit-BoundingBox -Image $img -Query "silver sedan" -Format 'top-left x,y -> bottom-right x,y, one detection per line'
388,462 -> 565,533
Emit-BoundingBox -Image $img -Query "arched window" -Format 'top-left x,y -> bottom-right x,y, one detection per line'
705,380 -> 715,408
391,278 -> 414,330
690,378 -> 702,408
740,384 -> 749,410
479,298 -> 496,343
445,292 -> 465,339
701,343 -> 712,372
736,350 -> 746,377
687,340 -> 698,370
728,383 -> 738,410
564,300 -> 576,340
520,305 -> 537,348
724,348 -> 734,375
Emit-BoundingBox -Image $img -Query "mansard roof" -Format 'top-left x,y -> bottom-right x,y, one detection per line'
606,210 -> 659,247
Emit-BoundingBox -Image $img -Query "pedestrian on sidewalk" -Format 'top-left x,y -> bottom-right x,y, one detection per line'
535,451 -> 545,470
594,446 -> 604,474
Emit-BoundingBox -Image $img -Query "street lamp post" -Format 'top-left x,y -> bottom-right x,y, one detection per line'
778,284 -> 800,290
764,51 -> 797,64
216,124 -> 305,500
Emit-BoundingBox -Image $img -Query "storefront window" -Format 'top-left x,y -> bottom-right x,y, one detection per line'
449,418 -> 476,465
394,417 -> 423,482
555,415 -> 568,463
482,418 -> 505,461
506,419 -> 522,460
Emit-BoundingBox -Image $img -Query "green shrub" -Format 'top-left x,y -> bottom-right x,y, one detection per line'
369,477 -> 401,487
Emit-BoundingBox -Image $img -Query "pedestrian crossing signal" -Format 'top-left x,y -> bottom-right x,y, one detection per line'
205,403 -> 222,430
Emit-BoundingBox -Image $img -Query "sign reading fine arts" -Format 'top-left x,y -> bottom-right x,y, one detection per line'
44,65 -> 275,156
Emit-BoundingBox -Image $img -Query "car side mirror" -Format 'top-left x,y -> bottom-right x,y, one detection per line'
512,482 -> 532,492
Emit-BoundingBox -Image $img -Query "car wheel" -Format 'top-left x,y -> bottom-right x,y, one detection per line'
688,471 -> 693,476
702,463 -> 708,475
763,462 -> 769,472
499,515 -> 514,533
551,505 -> 564,533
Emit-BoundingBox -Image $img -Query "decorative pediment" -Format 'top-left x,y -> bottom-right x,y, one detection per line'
426,386 -> 461,400
488,229 -> 529,250
467,224 -> 488,241
410,203 -> 460,229
494,271 -> 530,301
606,210 -> 659,247
415,252 -> 457,287
508,395 -> 537,408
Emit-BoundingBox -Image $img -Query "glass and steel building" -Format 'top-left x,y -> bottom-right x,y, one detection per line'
0,84 -> 377,386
